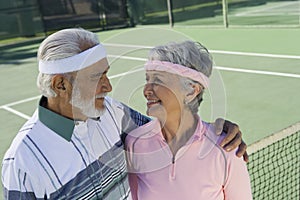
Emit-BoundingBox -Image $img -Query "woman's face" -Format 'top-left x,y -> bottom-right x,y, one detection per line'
143,71 -> 185,120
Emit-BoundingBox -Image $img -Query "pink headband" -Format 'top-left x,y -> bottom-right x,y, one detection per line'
144,60 -> 209,88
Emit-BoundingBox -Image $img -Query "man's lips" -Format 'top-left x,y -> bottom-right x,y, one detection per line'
96,93 -> 107,99
96,97 -> 104,100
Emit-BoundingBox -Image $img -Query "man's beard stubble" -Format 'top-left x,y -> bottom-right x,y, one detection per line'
71,87 -> 106,118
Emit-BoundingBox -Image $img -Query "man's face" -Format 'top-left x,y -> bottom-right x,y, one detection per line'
70,58 -> 112,118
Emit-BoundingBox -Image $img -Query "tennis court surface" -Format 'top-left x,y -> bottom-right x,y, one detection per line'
1,27 -> 299,199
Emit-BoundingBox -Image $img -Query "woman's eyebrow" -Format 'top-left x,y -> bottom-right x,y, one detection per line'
152,73 -> 166,78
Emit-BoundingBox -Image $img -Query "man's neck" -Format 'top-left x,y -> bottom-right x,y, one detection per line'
47,97 -> 87,121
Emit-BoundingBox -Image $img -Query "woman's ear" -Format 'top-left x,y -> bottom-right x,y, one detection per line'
185,82 -> 202,104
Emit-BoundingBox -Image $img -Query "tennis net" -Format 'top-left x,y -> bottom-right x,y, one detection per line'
247,121 -> 300,200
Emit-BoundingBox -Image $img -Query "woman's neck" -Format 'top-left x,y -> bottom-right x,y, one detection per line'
161,110 -> 198,156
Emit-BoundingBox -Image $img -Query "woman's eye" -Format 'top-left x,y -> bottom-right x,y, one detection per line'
154,77 -> 163,84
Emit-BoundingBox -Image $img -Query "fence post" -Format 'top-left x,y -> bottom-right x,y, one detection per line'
166,0 -> 174,27
222,0 -> 228,28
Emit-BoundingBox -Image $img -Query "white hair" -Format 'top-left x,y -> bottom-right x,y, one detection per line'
36,28 -> 100,97
148,40 -> 213,113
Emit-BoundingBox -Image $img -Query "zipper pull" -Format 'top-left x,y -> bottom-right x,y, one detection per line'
169,156 -> 176,180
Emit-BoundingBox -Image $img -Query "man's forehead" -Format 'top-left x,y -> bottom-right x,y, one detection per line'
82,58 -> 109,73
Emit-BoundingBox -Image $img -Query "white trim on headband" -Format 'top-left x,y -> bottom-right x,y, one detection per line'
145,60 -> 210,88
38,44 -> 107,74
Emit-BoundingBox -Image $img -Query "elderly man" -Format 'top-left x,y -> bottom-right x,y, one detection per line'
2,28 -> 247,199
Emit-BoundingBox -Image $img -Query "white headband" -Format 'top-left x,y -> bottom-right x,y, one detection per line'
38,44 -> 106,74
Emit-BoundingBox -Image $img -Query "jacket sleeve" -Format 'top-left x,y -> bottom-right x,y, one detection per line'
128,173 -> 139,200
2,157 -> 39,199
125,133 -> 140,200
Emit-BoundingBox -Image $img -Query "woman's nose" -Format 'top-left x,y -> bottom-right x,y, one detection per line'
143,83 -> 153,98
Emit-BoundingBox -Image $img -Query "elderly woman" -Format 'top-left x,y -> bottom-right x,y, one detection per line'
125,41 -> 252,200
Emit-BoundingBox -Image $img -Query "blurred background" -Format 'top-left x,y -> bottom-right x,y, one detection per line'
1,0 -> 300,40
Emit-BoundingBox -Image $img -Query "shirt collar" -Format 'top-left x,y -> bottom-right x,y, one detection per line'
155,115 -> 206,142
38,96 -> 75,141
194,115 -> 206,138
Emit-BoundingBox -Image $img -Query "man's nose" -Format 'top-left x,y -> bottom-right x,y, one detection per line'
100,75 -> 112,92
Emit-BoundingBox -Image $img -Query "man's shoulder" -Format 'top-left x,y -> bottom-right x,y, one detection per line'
3,111 -> 41,161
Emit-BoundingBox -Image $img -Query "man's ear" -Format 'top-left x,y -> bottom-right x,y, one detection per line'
51,75 -> 70,95
185,82 -> 202,104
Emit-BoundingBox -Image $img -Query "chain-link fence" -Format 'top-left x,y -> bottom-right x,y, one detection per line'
1,0 -> 299,40
0,0 -> 42,39
127,0 -> 300,27
0,0 -> 132,40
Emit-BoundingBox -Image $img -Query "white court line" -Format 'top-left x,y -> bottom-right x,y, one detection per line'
104,43 -> 152,49
108,54 -> 147,62
109,67 -> 145,79
239,12 -> 300,16
211,50 -> 300,60
2,106 -> 31,120
104,43 -> 300,60
215,66 -> 300,78
235,1 -> 298,16
0,95 -> 40,108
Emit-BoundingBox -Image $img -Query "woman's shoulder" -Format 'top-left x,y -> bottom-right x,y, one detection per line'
200,122 -> 238,160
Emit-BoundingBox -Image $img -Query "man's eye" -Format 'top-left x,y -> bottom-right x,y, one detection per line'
90,74 -> 102,80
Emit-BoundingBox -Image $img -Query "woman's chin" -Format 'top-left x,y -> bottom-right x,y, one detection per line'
147,108 -> 167,122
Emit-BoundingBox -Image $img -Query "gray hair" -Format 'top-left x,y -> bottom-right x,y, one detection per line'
36,28 -> 99,97
148,40 -> 213,113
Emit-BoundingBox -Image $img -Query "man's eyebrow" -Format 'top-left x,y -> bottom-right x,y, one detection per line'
90,66 -> 110,78
90,72 -> 103,78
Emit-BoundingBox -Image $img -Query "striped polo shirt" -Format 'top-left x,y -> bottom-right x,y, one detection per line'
2,96 -> 150,199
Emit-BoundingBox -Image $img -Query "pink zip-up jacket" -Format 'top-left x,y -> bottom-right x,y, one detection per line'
125,117 -> 252,200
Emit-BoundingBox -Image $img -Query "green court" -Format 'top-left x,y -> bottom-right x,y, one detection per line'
1,26 -> 300,199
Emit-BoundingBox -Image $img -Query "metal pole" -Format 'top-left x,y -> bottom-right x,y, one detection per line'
222,0 -> 228,28
167,0 -> 174,27
298,0 -> 300,26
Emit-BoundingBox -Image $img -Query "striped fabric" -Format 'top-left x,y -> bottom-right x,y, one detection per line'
2,97 -> 150,199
